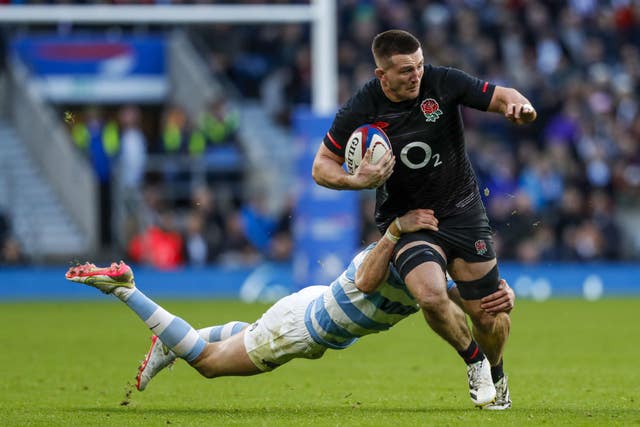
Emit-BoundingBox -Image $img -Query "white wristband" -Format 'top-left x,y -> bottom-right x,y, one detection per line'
384,229 -> 400,243
394,217 -> 402,233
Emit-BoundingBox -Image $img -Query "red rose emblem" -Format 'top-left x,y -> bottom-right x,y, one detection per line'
421,99 -> 439,115
474,240 -> 487,255
420,98 -> 443,123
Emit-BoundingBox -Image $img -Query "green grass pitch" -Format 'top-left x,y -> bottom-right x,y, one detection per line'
1,297 -> 638,426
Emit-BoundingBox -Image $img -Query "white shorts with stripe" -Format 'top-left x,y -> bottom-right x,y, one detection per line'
244,285 -> 328,371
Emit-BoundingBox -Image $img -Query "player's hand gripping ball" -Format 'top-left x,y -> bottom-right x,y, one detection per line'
344,124 -> 391,174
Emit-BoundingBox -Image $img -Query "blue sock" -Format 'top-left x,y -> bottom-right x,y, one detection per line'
121,289 -> 206,362
198,321 -> 249,342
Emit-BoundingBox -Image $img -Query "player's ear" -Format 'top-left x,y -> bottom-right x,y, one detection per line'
374,67 -> 385,80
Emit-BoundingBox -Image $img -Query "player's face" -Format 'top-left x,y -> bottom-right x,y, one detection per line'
377,49 -> 424,102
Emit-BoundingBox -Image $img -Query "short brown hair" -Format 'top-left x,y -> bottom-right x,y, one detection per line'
372,30 -> 421,67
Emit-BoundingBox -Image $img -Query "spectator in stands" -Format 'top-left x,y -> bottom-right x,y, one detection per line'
0,237 -> 27,266
198,99 -> 244,185
518,153 -> 564,213
549,186 -> 590,261
587,190 -> 622,260
158,105 -> 208,189
160,105 -> 190,156
0,208 -> 9,247
493,191 -> 540,261
128,207 -> 184,271
185,184 -> 227,264
218,209 -> 261,267
572,220 -> 608,261
198,98 -> 240,148
70,106 -> 119,247
0,209 -> 26,266
239,196 -> 276,255
266,197 -> 294,262
114,105 -> 148,247
182,211 -> 209,268
136,182 -> 165,235
117,105 -> 147,193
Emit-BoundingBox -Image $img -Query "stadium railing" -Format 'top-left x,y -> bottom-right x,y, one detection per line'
6,60 -> 98,254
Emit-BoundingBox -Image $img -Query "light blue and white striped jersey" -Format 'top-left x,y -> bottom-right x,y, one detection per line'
304,243 -> 420,349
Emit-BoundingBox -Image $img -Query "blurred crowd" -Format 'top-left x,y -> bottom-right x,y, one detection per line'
2,0 -> 639,266
0,208 -> 26,265
63,99 -> 293,270
193,0 -> 640,262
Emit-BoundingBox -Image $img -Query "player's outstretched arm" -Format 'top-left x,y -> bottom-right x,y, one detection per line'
356,209 -> 439,293
312,143 -> 393,190
448,279 -> 515,314
488,86 -> 537,125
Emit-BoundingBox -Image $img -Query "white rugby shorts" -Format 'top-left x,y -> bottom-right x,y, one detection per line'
244,285 -> 328,371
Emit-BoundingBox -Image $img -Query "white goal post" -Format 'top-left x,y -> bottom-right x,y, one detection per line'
0,1 -> 337,114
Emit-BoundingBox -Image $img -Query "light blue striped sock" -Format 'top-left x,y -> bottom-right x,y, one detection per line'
122,289 -> 206,362
198,321 -> 249,342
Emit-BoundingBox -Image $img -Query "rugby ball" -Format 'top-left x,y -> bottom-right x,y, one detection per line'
344,124 -> 391,174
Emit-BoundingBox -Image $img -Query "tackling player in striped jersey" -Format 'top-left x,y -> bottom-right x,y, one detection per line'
65,209 -> 514,408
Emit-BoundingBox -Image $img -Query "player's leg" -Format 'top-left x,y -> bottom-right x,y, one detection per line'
449,258 -> 511,409
66,262 -> 208,369
138,329 -> 260,387
190,330 -> 261,378
449,259 -> 509,365
402,258 -> 471,350
448,279 -> 513,410
394,242 -> 496,406
145,283 -> 329,379
137,321 -> 250,391
143,285 -> 328,384
484,374 -> 511,410
191,285 -> 327,377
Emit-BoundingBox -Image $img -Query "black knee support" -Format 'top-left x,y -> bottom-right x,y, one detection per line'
455,265 -> 499,300
394,244 -> 446,281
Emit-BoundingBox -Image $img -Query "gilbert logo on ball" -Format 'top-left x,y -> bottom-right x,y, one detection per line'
344,124 -> 391,175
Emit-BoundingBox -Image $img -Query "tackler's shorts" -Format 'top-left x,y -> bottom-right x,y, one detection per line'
244,286 -> 328,371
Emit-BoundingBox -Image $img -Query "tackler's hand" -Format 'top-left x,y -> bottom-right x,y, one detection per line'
480,279 -> 515,314
396,209 -> 439,233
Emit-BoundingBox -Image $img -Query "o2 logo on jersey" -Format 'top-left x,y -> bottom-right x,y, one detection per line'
400,141 -> 443,170
421,98 -> 443,123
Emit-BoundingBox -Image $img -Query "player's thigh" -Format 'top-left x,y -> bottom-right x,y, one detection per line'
200,331 -> 260,376
448,258 -> 496,282
401,258 -> 449,303
393,238 -> 447,299
396,239 -> 446,260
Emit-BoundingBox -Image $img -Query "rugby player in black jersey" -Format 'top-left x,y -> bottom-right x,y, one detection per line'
312,29 -> 536,410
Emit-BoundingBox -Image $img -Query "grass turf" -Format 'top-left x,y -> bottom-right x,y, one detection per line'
0,297 -> 638,426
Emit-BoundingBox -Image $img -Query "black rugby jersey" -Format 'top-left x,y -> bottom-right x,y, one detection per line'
323,65 -> 495,232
